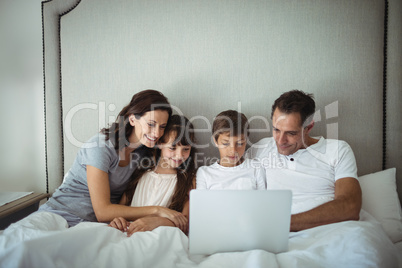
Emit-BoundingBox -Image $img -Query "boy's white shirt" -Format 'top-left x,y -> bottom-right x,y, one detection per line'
196,158 -> 266,190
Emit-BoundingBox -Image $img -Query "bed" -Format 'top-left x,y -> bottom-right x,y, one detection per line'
0,171 -> 401,267
1,0 -> 402,267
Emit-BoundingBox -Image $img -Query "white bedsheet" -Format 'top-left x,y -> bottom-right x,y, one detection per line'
0,211 -> 401,268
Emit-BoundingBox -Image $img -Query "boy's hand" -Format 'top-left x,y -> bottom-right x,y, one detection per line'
108,217 -> 129,232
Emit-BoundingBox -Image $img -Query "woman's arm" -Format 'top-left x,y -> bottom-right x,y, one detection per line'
87,165 -> 187,229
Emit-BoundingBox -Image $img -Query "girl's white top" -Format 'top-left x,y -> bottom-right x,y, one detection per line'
131,170 -> 177,208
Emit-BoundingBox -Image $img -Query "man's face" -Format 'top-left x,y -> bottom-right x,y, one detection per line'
272,108 -> 310,156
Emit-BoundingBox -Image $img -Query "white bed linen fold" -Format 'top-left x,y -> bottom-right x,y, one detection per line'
0,211 -> 401,268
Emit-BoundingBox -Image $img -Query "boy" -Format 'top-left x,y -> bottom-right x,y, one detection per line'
196,110 -> 266,190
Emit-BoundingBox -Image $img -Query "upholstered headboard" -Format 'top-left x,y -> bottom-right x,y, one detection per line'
42,0 -> 402,203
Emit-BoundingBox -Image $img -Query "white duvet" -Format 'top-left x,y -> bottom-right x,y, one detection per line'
0,210 -> 401,268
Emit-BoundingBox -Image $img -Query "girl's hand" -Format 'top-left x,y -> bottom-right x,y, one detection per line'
108,217 -> 129,232
156,207 -> 188,232
126,216 -> 161,236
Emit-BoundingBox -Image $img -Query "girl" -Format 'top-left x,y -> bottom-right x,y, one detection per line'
40,90 -> 187,230
109,115 -> 197,236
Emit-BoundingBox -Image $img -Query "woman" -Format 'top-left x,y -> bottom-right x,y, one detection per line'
39,90 -> 187,231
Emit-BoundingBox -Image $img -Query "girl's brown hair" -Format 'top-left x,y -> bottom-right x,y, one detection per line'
101,89 -> 172,151
123,115 -> 197,212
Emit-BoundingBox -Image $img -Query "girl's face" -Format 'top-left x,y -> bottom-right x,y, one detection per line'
129,110 -> 169,148
159,134 -> 192,170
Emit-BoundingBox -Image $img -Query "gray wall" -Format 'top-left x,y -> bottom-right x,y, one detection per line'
0,0 -> 45,192
387,0 -> 402,202
57,0 -> 387,180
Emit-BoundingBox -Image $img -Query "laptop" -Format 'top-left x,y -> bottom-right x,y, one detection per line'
188,189 -> 292,255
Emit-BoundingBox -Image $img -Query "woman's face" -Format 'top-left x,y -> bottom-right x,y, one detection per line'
129,110 -> 169,148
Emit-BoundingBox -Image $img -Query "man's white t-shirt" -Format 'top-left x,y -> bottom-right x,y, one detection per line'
196,158 -> 266,190
246,137 -> 357,214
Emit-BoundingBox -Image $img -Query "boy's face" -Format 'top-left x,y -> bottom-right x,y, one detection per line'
214,133 -> 247,167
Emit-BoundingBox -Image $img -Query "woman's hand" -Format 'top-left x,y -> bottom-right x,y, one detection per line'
156,207 -> 188,232
108,217 -> 130,232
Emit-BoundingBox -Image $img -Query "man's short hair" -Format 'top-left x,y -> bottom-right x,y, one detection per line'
212,110 -> 249,141
271,90 -> 315,127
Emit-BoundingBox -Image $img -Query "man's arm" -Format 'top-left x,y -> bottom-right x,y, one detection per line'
290,177 -> 362,232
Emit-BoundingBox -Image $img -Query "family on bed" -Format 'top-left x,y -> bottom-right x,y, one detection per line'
38,89 -> 362,236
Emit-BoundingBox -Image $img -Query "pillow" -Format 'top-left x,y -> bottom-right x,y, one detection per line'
359,168 -> 402,243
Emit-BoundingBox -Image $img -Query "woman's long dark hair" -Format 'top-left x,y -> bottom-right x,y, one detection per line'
123,115 -> 197,212
101,89 -> 172,151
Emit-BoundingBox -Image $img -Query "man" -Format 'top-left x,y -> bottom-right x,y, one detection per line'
246,90 -> 362,231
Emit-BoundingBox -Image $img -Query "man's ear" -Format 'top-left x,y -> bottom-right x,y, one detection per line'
305,121 -> 314,133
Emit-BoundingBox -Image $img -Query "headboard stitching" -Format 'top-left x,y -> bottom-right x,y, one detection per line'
57,15 -> 64,194
382,0 -> 389,170
42,0 -> 82,195
41,1 -> 49,195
